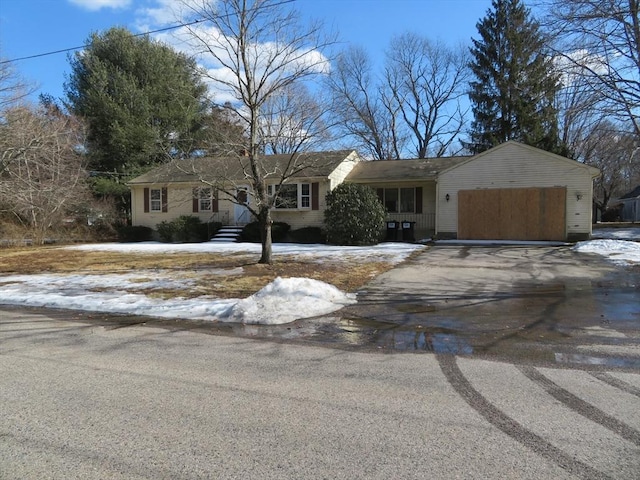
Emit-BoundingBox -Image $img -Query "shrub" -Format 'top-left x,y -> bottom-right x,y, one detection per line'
155,216 -> 221,243
324,183 -> 386,245
240,221 -> 290,243
116,225 -> 153,242
288,226 -> 326,244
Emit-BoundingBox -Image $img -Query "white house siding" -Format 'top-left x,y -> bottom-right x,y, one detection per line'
271,179 -> 332,229
132,180 -> 334,231
328,154 -> 360,189
436,143 -> 596,240
130,185 -> 239,229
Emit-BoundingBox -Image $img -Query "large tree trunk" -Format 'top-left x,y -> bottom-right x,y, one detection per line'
258,208 -> 273,264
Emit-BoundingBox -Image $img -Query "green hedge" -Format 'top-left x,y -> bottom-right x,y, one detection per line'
240,221 -> 290,243
288,226 -> 326,244
116,225 -> 153,242
156,216 -> 221,243
324,183 -> 386,245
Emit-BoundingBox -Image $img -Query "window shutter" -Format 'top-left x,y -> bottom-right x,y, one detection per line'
416,187 -> 423,214
212,190 -> 219,212
144,188 -> 150,213
311,182 -> 319,210
162,187 -> 168,213
192,188 -> 199,213
376,188 -> 384,204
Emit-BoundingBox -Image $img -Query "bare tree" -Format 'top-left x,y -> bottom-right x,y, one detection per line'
555,63 -> 607,156
0,104 -> 90,244
259,83 -> 331,155
0,55 -> 36,112
175,0 -> 336,263
326,46 -> 405,160
539,0 -> 640,138
580,121 -> 640,216
385,34 -> 470,157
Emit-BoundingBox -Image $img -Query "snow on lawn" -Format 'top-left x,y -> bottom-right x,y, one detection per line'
573,239 -> 640,266
573,226 -> 640,266
69,241 -> 422,264
0,242 -> 422,325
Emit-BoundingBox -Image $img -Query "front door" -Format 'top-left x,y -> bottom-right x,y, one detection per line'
234,186 -> 251,225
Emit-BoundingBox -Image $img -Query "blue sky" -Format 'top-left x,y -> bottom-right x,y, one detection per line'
0,0 -> 492,102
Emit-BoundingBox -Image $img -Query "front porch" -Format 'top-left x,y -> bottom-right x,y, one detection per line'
384,213 -> 436,242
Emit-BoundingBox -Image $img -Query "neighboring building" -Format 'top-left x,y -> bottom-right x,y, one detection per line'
611,186 -> 640,222
128,141 -> 600,242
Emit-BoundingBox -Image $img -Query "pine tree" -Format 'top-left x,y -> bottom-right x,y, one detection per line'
468,0 -> 564,154
65,28 -> 210,172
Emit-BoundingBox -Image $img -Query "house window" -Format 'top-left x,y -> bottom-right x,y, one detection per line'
301,183 -> 310,208
400,188 -> 415,213
150,188 -> 162,212
268,183 -> 311,209
199,187 -> 212,212
379,187 -> 416,213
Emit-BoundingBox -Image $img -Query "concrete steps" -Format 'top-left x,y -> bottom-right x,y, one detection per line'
210,226 -> 244,243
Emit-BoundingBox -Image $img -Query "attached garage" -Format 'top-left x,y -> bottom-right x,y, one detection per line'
457,187 -> 566,241
436,142 -> 600,242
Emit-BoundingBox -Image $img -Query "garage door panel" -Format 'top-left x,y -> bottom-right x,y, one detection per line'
458,187 -> 566,241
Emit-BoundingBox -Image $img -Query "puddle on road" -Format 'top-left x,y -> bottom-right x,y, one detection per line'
19,265 -> 637,368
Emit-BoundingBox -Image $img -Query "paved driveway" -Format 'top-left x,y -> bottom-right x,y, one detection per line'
333,245 -> 640,367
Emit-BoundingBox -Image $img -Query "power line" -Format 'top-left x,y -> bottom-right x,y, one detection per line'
1,0 -> 297,65
0,18 -> 207,64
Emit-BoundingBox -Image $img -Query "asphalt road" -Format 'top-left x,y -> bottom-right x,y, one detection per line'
1,308 -> 639,479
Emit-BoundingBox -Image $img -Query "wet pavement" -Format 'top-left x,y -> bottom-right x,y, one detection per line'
13,244 -> 637,370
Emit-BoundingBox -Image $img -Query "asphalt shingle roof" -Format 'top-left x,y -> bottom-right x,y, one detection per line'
127,150 -> 358,185
345,156 -> 471,182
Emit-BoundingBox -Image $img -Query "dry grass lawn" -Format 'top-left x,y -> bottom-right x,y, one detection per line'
0,245 -> 399,299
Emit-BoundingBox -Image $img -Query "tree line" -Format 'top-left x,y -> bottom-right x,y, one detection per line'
1,0 -> 638,259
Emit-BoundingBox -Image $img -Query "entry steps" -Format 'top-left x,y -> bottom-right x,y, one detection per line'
210,226 -> 243,243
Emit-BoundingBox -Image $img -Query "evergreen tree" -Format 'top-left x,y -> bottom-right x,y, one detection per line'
468,0 -> 563,154
65,27 -> 210,172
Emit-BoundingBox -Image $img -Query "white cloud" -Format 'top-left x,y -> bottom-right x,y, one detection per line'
68,0 -> 131,11
131,1 -> 330,106
135,0 -> 186,28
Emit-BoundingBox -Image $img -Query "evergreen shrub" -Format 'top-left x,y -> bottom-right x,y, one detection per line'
240,221 -> 290,243
324,183 -> 386,245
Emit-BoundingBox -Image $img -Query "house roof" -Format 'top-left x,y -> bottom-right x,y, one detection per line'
620,185 -> 640,199
345,156 -> 471,183
439,141 -> 601,177
127,150 -> 359,185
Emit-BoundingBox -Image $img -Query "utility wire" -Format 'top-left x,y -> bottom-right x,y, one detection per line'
1,0 -> 296,65
0,18 -> 207,64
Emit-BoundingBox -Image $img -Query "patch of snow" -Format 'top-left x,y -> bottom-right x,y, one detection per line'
0,242 -> 422,324
572,239 -> 640,265
219,277 -> 357,324
591,227 -> 640,241
68,241 -> 423,264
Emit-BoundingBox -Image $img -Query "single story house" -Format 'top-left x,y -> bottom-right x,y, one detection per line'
128,141 -> 600,242
128,150 -> 361,231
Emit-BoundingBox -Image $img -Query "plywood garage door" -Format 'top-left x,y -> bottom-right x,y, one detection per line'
458,187 -> 566,241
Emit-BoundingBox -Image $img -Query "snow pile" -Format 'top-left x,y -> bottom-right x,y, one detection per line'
219,277 -> 357,324
0,273 -> 353,325
573,239 -> 640,265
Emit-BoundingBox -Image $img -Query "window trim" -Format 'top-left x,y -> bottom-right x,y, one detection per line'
378,187 -> 420,214
150,188 -> 162,212
198,187 -> 212,212
268,182 -> 312,210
